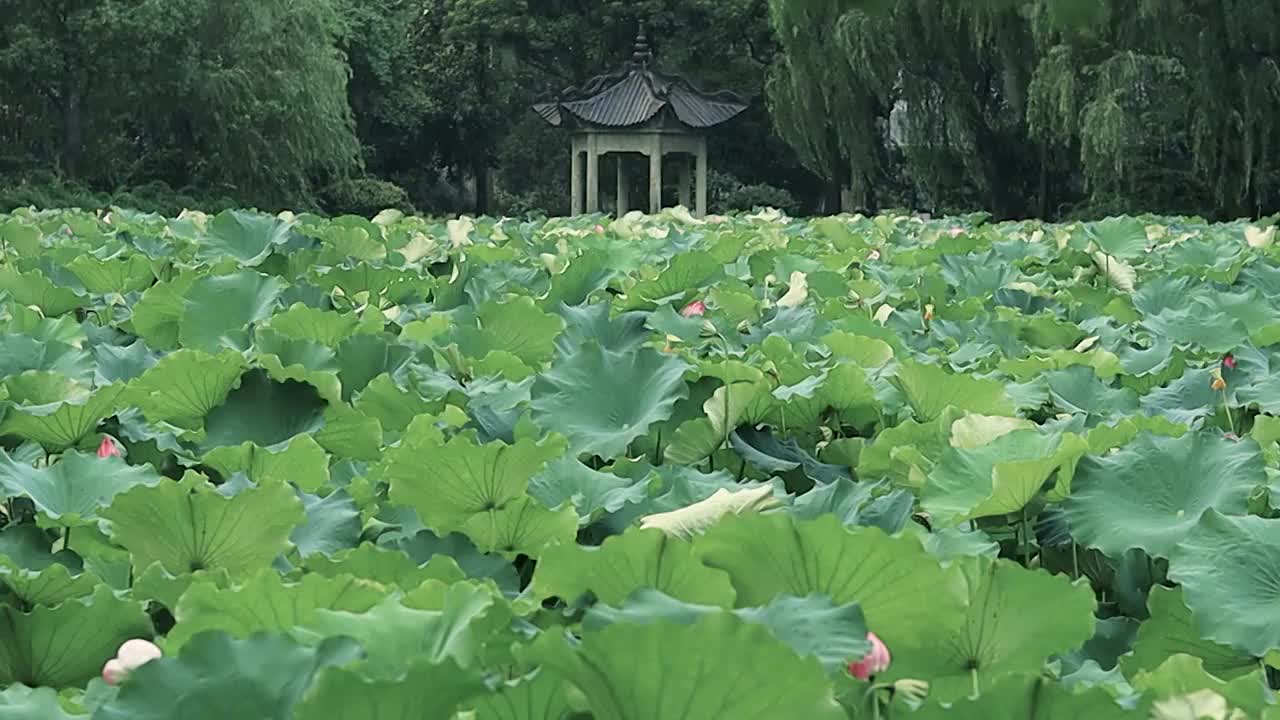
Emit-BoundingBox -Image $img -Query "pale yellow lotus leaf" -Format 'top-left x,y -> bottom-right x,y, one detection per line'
777,271 -> 808,309
1092,251 -> 1136,293
1247,225 -> 1276,249
640,486 -> 780,539
950,414 -> 1035,450
447,216 -> 475,248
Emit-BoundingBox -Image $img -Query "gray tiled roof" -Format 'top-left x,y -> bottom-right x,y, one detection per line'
533,32 -> 748,131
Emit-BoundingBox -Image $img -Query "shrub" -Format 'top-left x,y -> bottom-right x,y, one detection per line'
320,177 -> 415,218
710,171 -> 801,216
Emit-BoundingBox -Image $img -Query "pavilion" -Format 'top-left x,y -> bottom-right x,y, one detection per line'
532,26 -> 749,218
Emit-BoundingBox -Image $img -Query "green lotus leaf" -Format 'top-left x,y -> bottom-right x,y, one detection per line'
585,590 -> 870,676
822,331 -> 894,367
129,273 -> 198,350
330,333 -> 413,402
858,409 -> 963,488
351,373 -> 441,438
94,340 -> 158,386
1087,216 -> 1149,259
1123,586 -> 1256,681
543,248 -> 617,308
292,656 -> 487,720
1130,654 -> 1268,718
893,556 -> 1096,700
1046,365 -> 1140,418
0,266 -> 84,316
197,210 -> 294,266
202,434 -> 330,493
460,496 -> 578,558
529,613 -> 845,720
0,449 -> 162,525
385,426 -> 564,532
532,527 -> 735,606
300,582 -> 507,680
922,429 -> 1087,526
130,562 -> 232,611
325,263 -> 435,303
0,372 -> 124,449
178,271 -> 286,352
125,349 -> 246,431
253,330 -> 343,404
66,254 -> 155,294
1064,433 -> 1261,558
166,571 -> 385,653
731,426 -> 852,484
693,514 -> 966,667
553,303 -> 651,355
452,296 -> 564,367
908,673 -> 1139,719
627,250 -> 725,304
0,333 -> 93,383
315,217 -> 386,261
1169,511 -> 1280,657
472,670 -> 572,720
291,488 -> 361,558
198,372 -> 327,453
528,458 -> 658,526
892,361 -> 1015,421
262,303 -> 359,346
0,523 -> 96,607
790,479 -> 914,534
531,343 -> 691,458
101,473 -> 305,578
93,632 -> 362,720
0,684 -> 84,720
0,585 -> 152,687
383,527 -> 518,592
305,542 -> 465,590
314,404 -> 383,461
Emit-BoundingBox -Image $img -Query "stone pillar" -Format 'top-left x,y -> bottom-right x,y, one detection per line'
571,146 -> 583,216
678,155 -> 692,209
586,134 -> 600,213
695,137 -> 708,218
649,137 -> 662,214
616,154 -> 629,214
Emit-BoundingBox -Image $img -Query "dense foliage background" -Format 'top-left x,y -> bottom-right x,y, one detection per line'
1,0 -> 1278,221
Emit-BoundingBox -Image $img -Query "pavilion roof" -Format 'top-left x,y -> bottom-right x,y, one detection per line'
533,27 -> 748,131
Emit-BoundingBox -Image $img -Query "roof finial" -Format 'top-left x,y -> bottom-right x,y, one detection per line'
631,21 -> 654,68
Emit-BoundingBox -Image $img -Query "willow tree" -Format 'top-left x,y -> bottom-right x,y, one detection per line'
768,0 -> 1048,217
0,0 -> 360,208
769,0 -> 1280,219
1028,1 -> 1280,218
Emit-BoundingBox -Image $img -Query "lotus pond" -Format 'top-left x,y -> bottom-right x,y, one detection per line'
0,206 -> 1278,718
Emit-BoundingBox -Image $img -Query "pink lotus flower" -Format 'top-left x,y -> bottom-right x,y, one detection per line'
594,224 -> 605,234
848,632 -> 891,680
867,249 -> 881,261
102,639 -> 162,686
949,227 -> 964,237
680,300 -> 707,318
97,436 -> 121,459
1223,354 -> 1237,370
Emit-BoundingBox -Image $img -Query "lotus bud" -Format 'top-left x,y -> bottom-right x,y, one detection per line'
848,632 -> 891,680
102,638 -> 162,686
1223,354 -> 1237,370
97,436 -> 121,459
681,300 -> 707,318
